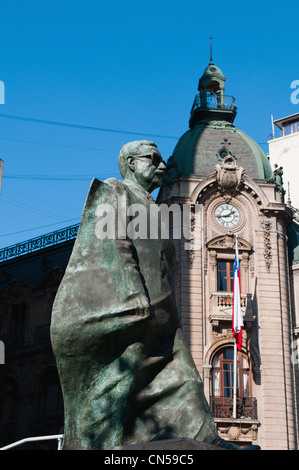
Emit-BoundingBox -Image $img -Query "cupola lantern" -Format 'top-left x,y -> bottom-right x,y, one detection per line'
190,38 -> 237,127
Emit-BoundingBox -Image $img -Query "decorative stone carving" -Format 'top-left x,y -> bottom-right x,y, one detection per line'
186,215 -> 196,266
217,421 -> 258,444
215,155 -> 245,196
267,164 -> 285,196
207,235 -> 252,252
260,220 -> 272,272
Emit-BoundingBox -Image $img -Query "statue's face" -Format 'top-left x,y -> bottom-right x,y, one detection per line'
128,149 -> 166,193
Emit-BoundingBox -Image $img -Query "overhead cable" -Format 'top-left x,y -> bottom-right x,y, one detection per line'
0,113 -> 179,140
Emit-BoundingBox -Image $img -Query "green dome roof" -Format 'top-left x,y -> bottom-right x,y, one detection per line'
165,120 -> 272,182
199,62 -> 225,83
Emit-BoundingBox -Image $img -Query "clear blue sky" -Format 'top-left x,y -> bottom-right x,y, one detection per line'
0,0 -> 298,247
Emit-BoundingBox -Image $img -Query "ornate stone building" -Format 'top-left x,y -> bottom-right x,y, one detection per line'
0,229 -> 77,448
158,59 -> 299,450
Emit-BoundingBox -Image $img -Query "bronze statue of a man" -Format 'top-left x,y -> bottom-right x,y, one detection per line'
50,140 -> 258,450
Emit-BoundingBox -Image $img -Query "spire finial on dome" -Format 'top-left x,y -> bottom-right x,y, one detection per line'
210,37 -> 213,64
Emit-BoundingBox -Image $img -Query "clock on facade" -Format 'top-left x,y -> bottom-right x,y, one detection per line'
214,203 -> 240,228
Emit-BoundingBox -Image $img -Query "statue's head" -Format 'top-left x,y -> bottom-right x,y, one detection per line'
118,140 -> 166,193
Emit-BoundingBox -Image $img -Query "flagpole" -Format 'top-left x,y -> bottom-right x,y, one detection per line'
233,339 -> 237,419
232,233 -> 238,419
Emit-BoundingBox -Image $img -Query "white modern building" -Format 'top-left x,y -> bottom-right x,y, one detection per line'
268,113 -> 299,210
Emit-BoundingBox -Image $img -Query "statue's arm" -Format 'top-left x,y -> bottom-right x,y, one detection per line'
89,178 -> 151,313
50,178 -> 151,354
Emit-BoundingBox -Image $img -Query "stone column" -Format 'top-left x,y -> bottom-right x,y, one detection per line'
256,218 -> 296,449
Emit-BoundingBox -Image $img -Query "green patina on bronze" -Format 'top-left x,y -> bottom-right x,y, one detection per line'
50,140 -> 259,450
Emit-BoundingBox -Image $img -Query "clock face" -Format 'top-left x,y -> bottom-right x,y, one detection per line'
214,203 -> 240,228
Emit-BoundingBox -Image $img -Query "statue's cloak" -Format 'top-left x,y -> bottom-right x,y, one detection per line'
50,177 -> 218,450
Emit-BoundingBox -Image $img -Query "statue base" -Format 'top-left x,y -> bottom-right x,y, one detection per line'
110,438 -> 225,451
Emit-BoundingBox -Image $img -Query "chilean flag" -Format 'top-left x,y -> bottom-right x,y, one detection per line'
232,238 -> 243,351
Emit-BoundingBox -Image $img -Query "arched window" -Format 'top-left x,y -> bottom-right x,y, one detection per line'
37,370 -> 63,419
211,347 -> 256,419
212,347 -> 250,398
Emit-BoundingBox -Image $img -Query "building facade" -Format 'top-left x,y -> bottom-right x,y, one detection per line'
0,61 -> 299,450
158,59 -> 299,450
0,229 -> 77,448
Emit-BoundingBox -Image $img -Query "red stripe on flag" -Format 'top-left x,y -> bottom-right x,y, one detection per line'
232,239 -> 243,351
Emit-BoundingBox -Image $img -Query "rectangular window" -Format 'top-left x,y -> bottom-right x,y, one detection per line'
284,125 -> 292,136
217,261 -> 234,292
10,303 -> 26,344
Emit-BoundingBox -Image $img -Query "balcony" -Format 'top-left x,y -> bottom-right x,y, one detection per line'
208,292 -> 254,330
210,396 -> 259,443
210,396 -> 257,420
189,93 -> 237,126
191,93 -> 236,112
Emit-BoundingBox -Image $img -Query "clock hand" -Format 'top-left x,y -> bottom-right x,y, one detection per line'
218,210 -> 235,218
225,210 -> 235,217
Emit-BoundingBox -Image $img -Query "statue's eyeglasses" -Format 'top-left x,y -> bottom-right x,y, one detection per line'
128,153 -> 165,167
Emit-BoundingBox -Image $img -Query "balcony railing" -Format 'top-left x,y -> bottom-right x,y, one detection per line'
208,292 -> 254,330
0,223 -> 79,263
191,93 -> 237,115
210,291 -> 252,315
217,293 -> 247,309
210,396 -> 257,420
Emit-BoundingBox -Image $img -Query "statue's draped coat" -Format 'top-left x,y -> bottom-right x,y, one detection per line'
50,177 -> 219,450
